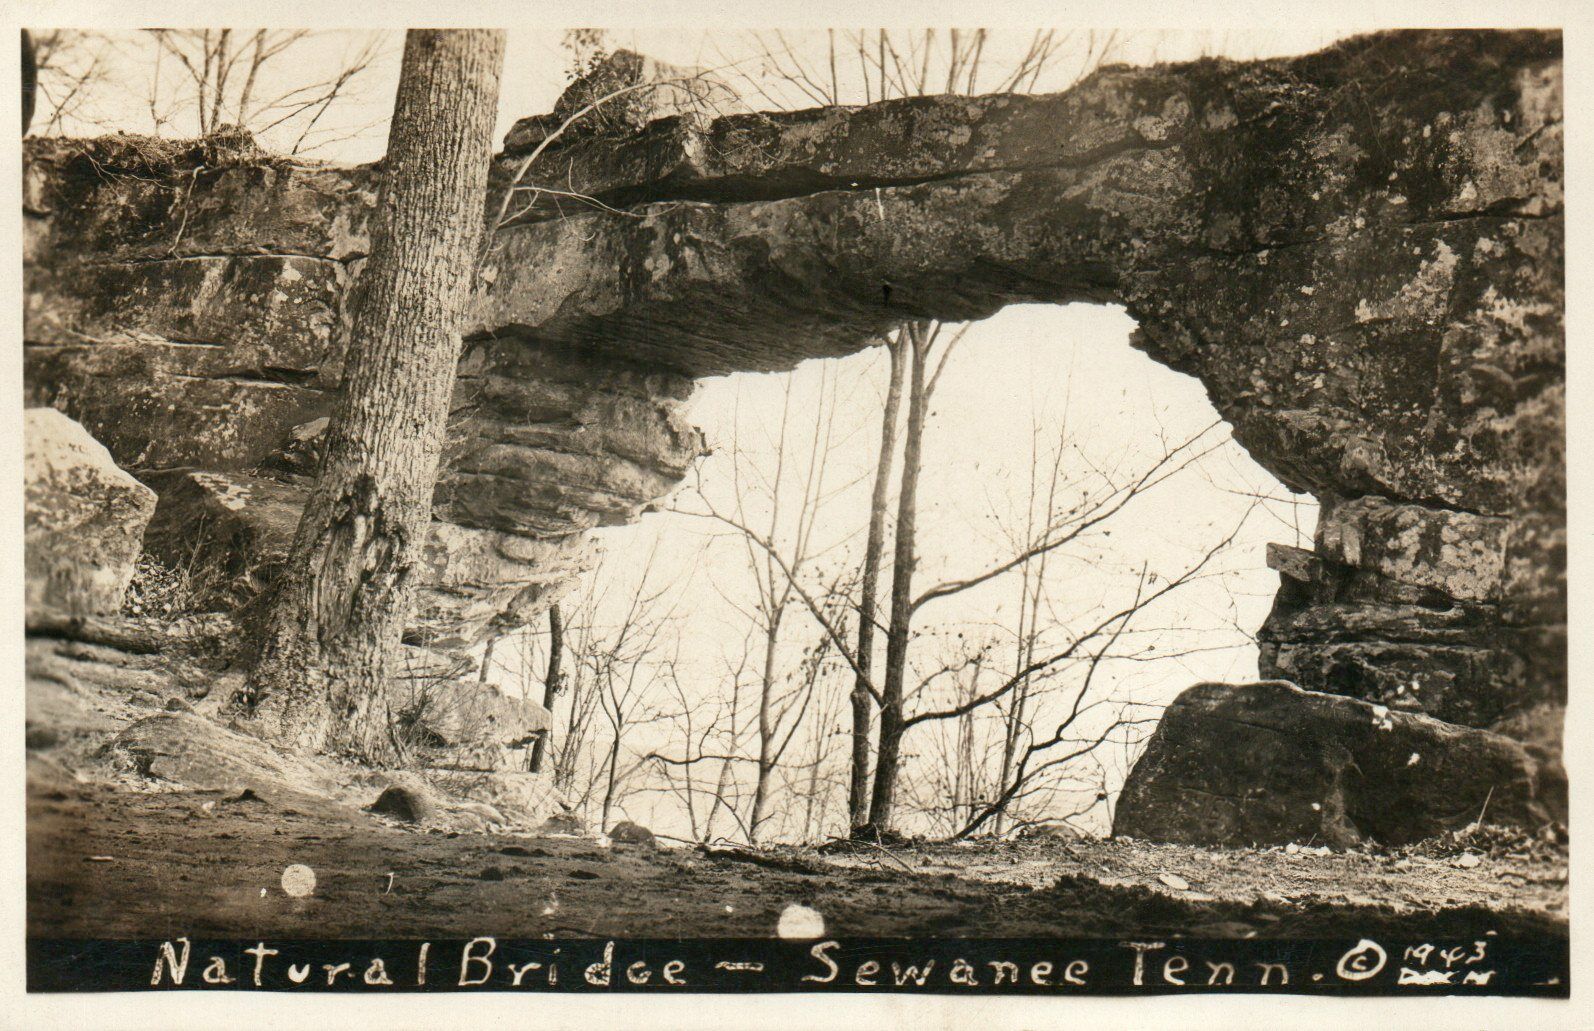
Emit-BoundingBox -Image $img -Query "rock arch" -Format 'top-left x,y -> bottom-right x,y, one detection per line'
23,30 -> 1564,833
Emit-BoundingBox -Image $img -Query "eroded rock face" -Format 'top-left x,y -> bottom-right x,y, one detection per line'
142,468 -> 598,648
1113,681 -> 1564,847
22,32 -> 1563,765
25,409 -> 158,616
23,132 -> 700,646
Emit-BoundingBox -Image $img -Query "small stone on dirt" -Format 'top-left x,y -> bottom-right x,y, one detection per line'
607,820 -> 656,847
1157,872 -> 1192,891
1455,852 -> 1482,869
368,785 -> 435,823
540,811 -> 586,835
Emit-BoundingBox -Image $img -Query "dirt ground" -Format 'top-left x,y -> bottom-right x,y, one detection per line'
24,627 -> 1568,943
27,761 -> 1567,942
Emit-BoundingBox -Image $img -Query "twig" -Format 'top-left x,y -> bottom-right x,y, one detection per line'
846,836 -> 914,874
167,164 -> 203,255
1473,786 -> 1495,830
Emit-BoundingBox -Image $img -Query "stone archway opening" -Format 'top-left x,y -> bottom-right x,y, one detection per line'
551,300 -> 1320,839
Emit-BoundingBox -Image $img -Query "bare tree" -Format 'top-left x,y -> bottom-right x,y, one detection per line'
143,29 -> 386,152
518,543 -> 700,831
848,332 -> 906,829
863,321 -> 937,836
24,29 -> 386,154
25,30 -> 111,136
590,549 -> 685,830
526,603 -> 563,773
718,28 -> 1122,111
663,366 -> 863,842
541,578 -> 608,802
238,29 -> 505,759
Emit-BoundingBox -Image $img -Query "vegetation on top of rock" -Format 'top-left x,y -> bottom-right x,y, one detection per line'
26,126 -> 277,181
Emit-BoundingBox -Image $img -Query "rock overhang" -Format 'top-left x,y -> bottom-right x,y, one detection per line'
22,29 -> 1563,737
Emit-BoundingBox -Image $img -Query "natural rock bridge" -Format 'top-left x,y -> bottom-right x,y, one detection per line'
24,30 -> 1564,843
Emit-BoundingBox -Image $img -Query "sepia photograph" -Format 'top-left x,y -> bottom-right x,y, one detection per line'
8,1 -> 1583,1023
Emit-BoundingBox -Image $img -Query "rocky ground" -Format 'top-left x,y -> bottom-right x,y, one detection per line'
25,631 -> 1567,943
26,758 -> 1567,941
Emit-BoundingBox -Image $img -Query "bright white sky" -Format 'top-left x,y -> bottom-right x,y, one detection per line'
592,304 -> 1317,837
30,27 -> 1340,839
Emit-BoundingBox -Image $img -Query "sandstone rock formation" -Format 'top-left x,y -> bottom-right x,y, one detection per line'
141,468 -> 597,648
1113,680 -> 1564,847
22,31 -> 1564,839
25,408 -> 158,616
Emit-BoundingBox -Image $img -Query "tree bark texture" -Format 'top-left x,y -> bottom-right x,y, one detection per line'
239,30 -> 505,759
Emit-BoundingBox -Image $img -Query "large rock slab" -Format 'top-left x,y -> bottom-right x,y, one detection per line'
104,712 -> 551,831
1113,681 -> 1563,847
25,408 -> 157,616
419,769 -> 561,826
1257,539 -> 1565,734
104,711 -> 345,803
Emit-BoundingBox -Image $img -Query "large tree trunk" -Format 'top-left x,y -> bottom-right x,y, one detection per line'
22,30 -> 37,133
864,322 -> 931,836
848,333 -> 906,830
238,30 -> 505,759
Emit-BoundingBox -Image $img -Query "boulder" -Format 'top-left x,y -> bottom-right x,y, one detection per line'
539,810 -> 588,835
1113,681 -> 1563,847
607,820 -> 657,847
354,772 -> 507,830
141,469 -> 304,609
25,408 -> 157,616
387,650 -> 554,769
367,782 -> 439,823
421,769 -> 561,827
394,674 -> 552,768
